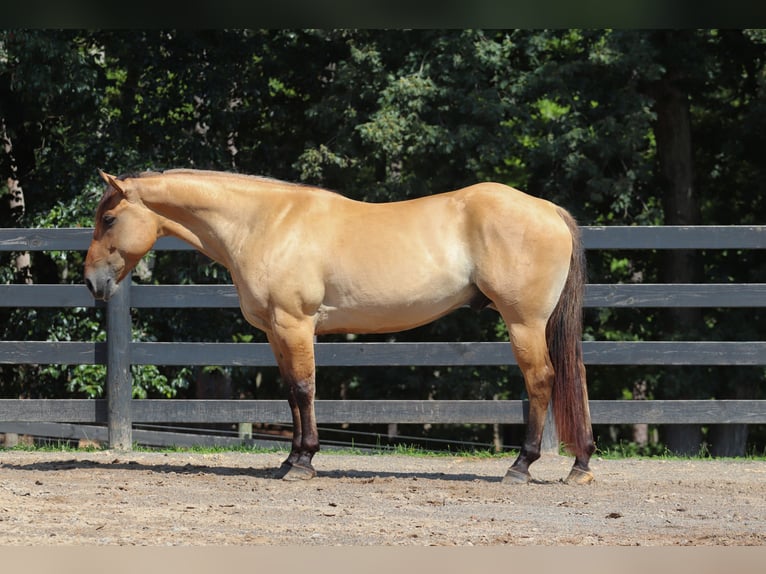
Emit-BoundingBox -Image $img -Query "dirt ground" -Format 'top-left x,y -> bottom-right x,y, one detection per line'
1,449 -> 764,546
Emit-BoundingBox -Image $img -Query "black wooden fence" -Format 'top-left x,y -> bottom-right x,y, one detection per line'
1,226 -> 765,451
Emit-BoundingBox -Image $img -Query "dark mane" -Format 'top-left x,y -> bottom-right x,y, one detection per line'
162,169 -> 310,188
107,168 -> 342,198
141,168 -> 340,195
117,170 -> 161,181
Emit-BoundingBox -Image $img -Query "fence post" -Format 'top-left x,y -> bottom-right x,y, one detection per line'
106,272 -> 132,450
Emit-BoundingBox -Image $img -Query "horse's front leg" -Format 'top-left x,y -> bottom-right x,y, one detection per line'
267,318 -> 319,481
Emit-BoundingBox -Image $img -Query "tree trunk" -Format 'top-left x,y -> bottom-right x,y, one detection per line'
6,176 -> 32,284
651,31 -> 706,456
631,380 -> 649,447
653,33 -> 702,292
195,367 -> 233,434
662,425 -> 704,456
709,378 -> 751,457
2,118 -> 32,284
708,424 -> 748,457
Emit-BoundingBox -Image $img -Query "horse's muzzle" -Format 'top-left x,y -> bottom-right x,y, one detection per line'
84,268 -> 117,301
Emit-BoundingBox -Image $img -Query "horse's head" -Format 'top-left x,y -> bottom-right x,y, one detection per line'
84,170 -> 159,300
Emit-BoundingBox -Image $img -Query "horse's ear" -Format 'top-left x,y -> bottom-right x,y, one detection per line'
98,169 -> 125,193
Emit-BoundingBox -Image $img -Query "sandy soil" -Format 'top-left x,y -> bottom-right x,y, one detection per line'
1,450 -> 764,546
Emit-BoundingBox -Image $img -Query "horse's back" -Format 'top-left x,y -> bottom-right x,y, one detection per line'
312,182 -> 574,333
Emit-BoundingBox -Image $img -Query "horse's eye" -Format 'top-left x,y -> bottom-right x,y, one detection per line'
102,214 -> 116,228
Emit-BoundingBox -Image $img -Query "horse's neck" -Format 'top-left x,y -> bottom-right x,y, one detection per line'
137,176 -> 259,269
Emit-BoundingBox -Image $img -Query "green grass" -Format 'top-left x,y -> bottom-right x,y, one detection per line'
1,439 -> 509,458
594,440 -> 766,461
4,438 -> 765,461
381,443 -> 509,459
2,440 -> 104,453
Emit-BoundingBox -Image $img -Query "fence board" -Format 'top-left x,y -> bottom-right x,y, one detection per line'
0,284 -> 101,307
131,284 -> 240,308
0,341 -> 104,364
2,283 -> 765,309
0,399 -> 108,422
0,228 -> 93,251
0,228 -> 188,251
581,225 -> 766,249
0,422 -> 287,450
2,226 -> 765,252
585,284 -> 766,307
1,399 -> 764,425
582,341 -> 766,365
2,340 -> 764,366
588,400 -> 766,425
130,341 -> 766,366
0,422 -> 108,441
130,284 -> 766,309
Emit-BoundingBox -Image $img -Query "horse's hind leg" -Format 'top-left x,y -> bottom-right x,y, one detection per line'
501,320 -> 555,484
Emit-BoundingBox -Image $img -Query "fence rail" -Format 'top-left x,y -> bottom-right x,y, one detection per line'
2,340 -> 766,367
0,399 -> 762,425
1,226 -> 765,450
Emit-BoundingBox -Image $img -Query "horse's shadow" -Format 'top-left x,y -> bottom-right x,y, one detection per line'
0,458 -> 568,484
0,458 -> 525,483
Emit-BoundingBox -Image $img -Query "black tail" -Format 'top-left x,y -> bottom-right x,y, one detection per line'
546,208 -> 593,459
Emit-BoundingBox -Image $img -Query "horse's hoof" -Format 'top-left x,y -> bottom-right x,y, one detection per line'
281,463 -> 316,481
501,468 -> 531,484
564,467 -> 594,485
273,461 -> 293,479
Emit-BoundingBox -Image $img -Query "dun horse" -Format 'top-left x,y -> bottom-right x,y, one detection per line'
84,169 -> 595,484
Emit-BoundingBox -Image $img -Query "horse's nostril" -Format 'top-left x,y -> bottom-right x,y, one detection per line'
85,277 -> 95,294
